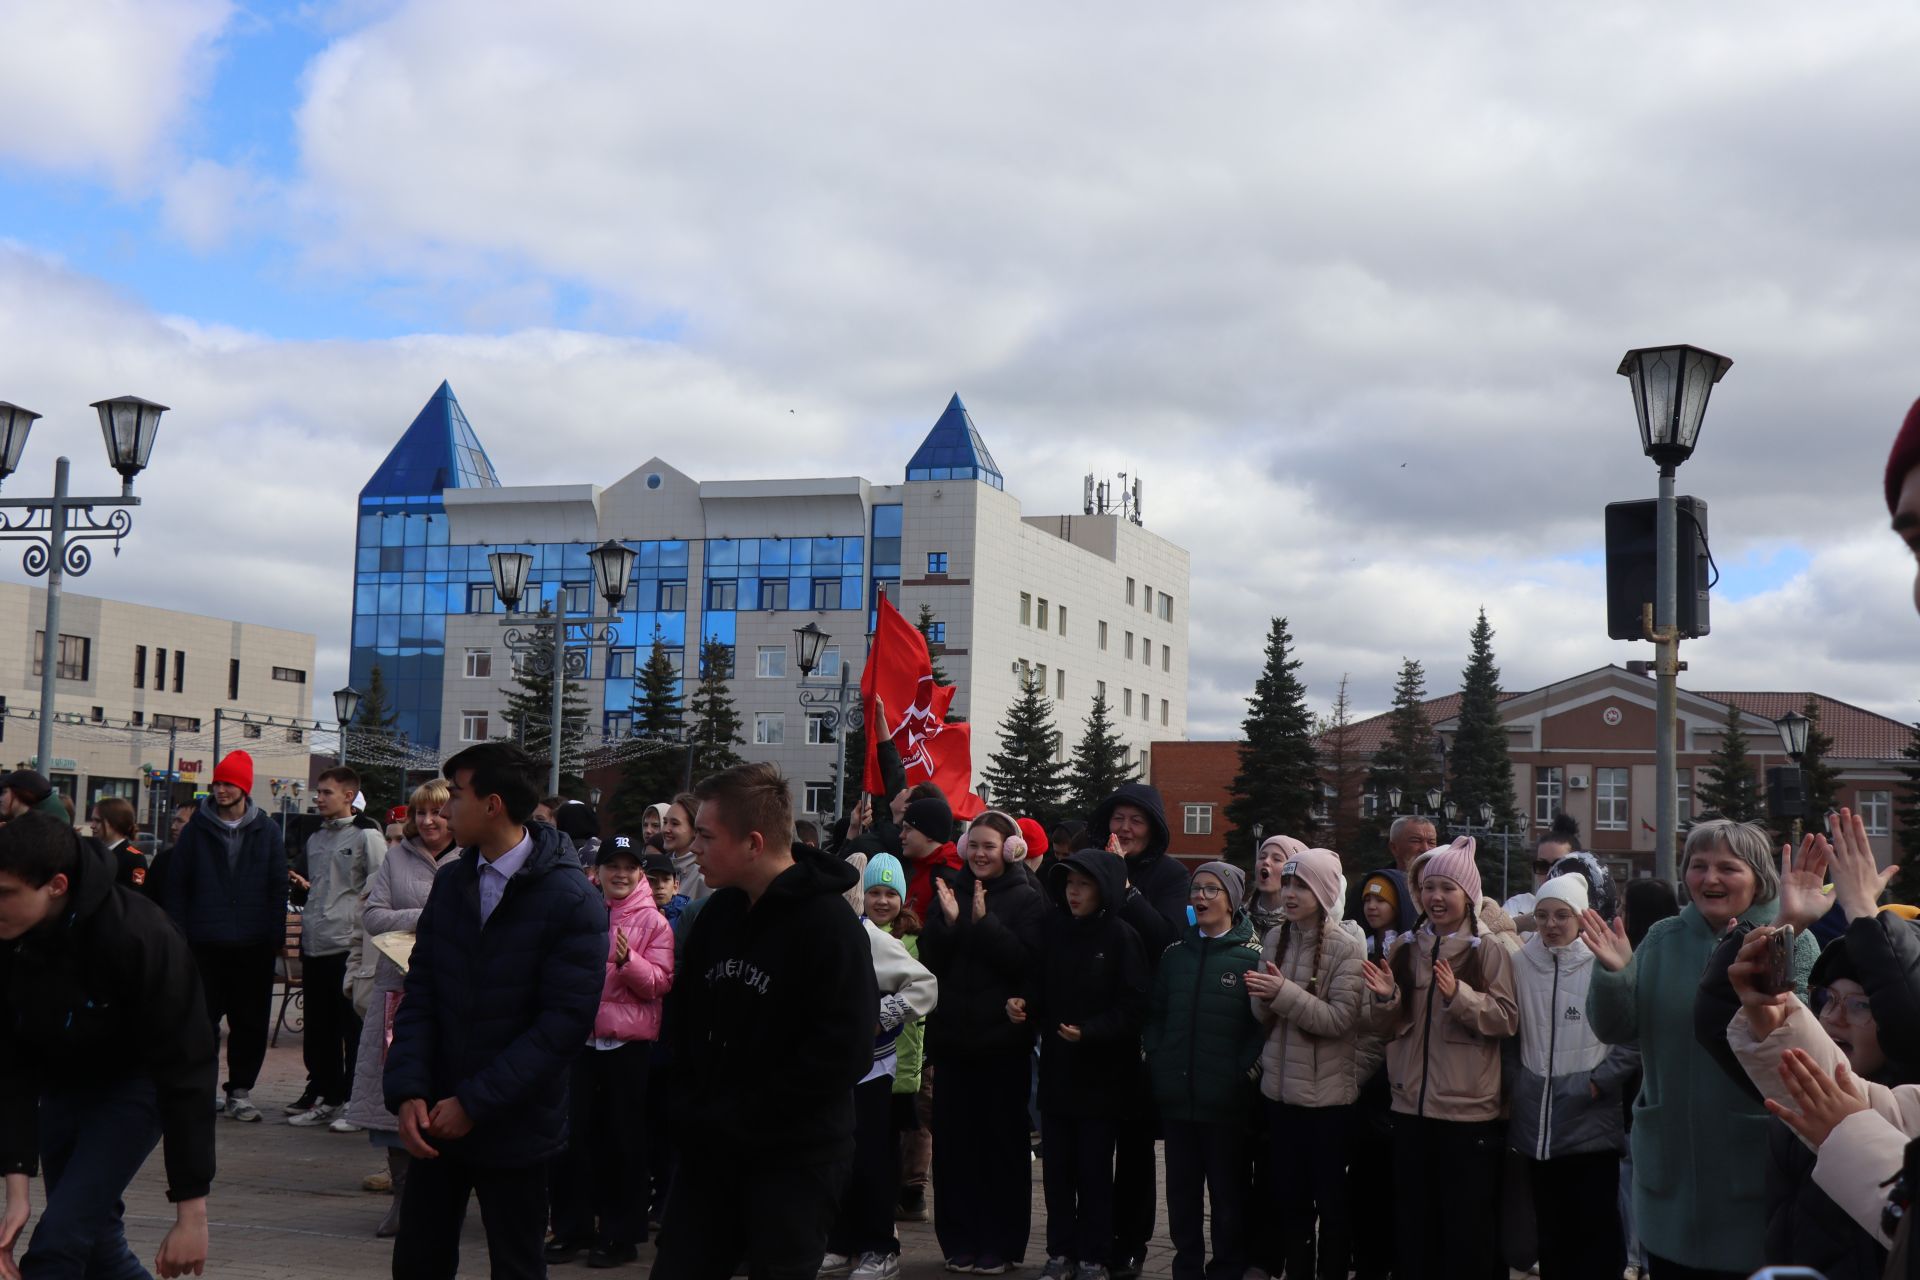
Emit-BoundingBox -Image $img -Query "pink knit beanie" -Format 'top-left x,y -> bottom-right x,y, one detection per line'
1259,834 -> 1309,860
1419,836 -> 1482,905
1280,848 -> 1345,919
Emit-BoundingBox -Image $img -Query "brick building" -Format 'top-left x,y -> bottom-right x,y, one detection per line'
1153,664 -> 1912,880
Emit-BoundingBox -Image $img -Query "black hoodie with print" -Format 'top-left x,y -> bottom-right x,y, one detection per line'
1027,850 -> 1150,1117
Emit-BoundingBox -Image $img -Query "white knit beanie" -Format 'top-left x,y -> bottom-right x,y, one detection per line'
1535,871 -> 1590,914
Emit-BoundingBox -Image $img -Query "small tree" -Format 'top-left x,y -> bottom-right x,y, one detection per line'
1892,720 -> 1920,906
1320,674 -> 1362,861
1366,658 -> 1441,843
1449,610 -> 1519,894
499,622 -> 591,797
685,636 -> 744,783
981,673 -> 1069,827
345,664 -> 404,812
1224,617 -> 1320,864
915,602 -> 953,687
1698,700 -> 1762,821
1068,691 -> 1136,818
611,632 -> 687,827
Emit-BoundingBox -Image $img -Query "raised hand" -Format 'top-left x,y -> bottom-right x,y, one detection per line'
1361,958 -> 1396,999
1767,1049 -> 1868,1147
614,929 -> 630,967
935,878 -> 960,924
1828,807 -> 1898,921
1433,958 -> 1458,1000
1578,909 -> 1632,972
1776,834 -> 1834,932
971,880 -> 988,923
1244,960 -> 1284,1001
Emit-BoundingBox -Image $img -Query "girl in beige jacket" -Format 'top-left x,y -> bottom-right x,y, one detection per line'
1245,847 -> 1364,1280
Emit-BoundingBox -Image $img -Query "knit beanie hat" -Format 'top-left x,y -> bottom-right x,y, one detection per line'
1420,836 -> 1482,905
1362,873 -> 1401,914
1258,834 -> 1309,861
1280,848 -> 1345,920
212,750 -> 255,795
1016,817 -> 1050,860
1888,397 -> 1920,513
864,852 -> 907,896
1193,861 -> 1247,917
903,795 -> 953,843
1535,871 -> 1590,914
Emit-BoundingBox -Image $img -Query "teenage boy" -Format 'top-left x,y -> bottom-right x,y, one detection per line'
161,749 -> 287,1124
383,740 -> 607,1280
656,762 -> 877,1280
0,770 -> 69,823
896,793 -> 964,921
0,812 -> 216,1278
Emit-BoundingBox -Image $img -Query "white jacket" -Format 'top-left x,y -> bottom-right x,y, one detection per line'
864,919 -> 938,1084
1510,933 -> 1628,1159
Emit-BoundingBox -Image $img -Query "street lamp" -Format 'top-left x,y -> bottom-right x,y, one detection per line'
588,540 -> 635,612
1425,787 -> 1443,813
793,624 -> 861,821
1619,344 -> 1732,884
1774,710 -> 1810,761
333,685 -> 361,765
1387,787 -> 1403,814
793,622 -> 830,677
488,550 -> 533,611
0,395 -> 168,779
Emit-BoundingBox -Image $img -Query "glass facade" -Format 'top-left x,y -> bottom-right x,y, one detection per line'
904,394 -> 1004,489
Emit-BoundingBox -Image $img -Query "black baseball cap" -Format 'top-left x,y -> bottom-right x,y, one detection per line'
0,770 -> 52,802
596,833 -> 647,866
640,851 -> 679,879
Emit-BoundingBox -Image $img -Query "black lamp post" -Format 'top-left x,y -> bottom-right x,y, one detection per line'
333,686 -> 362,765
588,540 -> 636,613
792,623 -> 859,822
793,622 -> 829,677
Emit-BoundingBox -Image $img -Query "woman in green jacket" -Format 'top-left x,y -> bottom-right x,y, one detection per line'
1144,861 -> 1266,1280
1582,819 -> 1817,1278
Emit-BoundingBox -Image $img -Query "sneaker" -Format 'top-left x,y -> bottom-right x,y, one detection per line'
224,1092 -> 262,1123
588,1243 -> 639,1268
329,1115 -> 365,1134
945,1259 -> 977,1274
896,1187 -> 929,1223
284,1089 -> 319,1115
288,1103 -> 342,1127
819,1253 -> 853,1278
974,1257 -> 1008,1276
362,1169 -> 392,1193
851,1253 -> 900,1280
1076,1267 -> 1110,1280
1041,1257 -> 1075,1280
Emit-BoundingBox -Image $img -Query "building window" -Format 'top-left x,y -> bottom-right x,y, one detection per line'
807,712 -> 836,745
811,578 -> 841,610
1056,669 -> 1065,698
1124,688 -> 1134,716
460,711 -> 489,742
134,645 -> 146,688
926,621 -> 946,644
605,649 -> 634,680
563,583 -> 592,614
1097,680 -> 1106,700
1037,598 -> 1049,631
1098,620 -> 1108,651
1160,698 -> 1169,726
1058,605 -> 1067,636
34,633 -> 91,681
1020,593 -> 1031,626
927,552 -> 948,575
90,706 -> 103,722
1158,593 -> 1173,622
152,714 -> 202,733
757,647 -> 787,679
1138,748 -> 1149,771
1535,766 -> 1564,825
1144,584 -> 1153,613
1861,790 -> 1893,836
708,580 -> 738,611
1125,631 -> 1135,660
658,581 -> 688,611
286,727 -> 304,744
1677,767 -> 1693,826
1162,646 -> 1170,673
1142,698 -> 1150,722
153,647 -> 165,690
228,658 -> 240,700
1595,767 -> 1629,831
1362,790 -> 1380,819
605,711 -> 632,737
467,584 -> 496,613
242,721 -> 262,739
1143,638 -> 1152,665
272,667 -> 306,684
1126,577 -> 1136,605
1184,804 -> 1213,836
173,650 -> 185,693
1313,782 -> 1334,823
754,713 -> 785,745
759,579 -> 787,610
818,646 -> 840,677
1035,664 -> 1047,692
804,781 -> 835,813
702,645 -> 736,678
129,711 -> 142,726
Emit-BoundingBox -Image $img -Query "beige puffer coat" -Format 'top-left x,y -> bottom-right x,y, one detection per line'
1251,918 -> 1367,1107
1362,926 -> 1518,1122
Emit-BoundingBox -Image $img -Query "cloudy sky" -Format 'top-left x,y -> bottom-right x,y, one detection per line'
3,0 -> 1919,738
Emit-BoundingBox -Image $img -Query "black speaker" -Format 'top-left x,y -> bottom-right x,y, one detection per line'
1766,766 -> 1806,819
1605,497 -> 1710,642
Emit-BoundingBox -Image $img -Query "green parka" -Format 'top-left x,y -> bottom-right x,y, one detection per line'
1144,916 -> 1266,1124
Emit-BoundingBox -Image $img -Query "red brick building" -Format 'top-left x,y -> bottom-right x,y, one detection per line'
1153,664 -> 1912,880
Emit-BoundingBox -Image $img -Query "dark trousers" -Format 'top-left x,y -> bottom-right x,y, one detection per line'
299,951 -> 361,1104
551,1042 -> 651,1249
192,941 -> 276,1093
1345,1075 -> 1395,1280
1271,1101 -> 1352,1280
931,1051 -> 1032,1263
1110,1066 -> 1157,1264
21,1077 -> 162,1280
655,1151 -> 850,1280
646,1057 -> 673,1214
1163,1117 -> 1249,1280
1529,1152 -> 1623,1280
392,1153 -> 548,1280
1390,1115 -> 1502,1280
1645,1255 -> 1745,1280
828,1076 -> 901,1258
1040,1111 -> 1116,1264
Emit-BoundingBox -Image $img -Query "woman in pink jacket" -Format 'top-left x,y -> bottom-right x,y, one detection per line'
546,832 -> 676,1269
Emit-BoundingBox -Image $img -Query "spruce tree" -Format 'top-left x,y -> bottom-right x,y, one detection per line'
685,636 -> 744,782
1366,658 -> 1441,842
1224,617 -> 1320,863
346,664 -> 404,812
611,632 -> 687,827
1449,610 -> 1519,893
1321,674 -> 1361,861
981,673 -> 1069,826
915,602 -> 952,687
1892,721 -> 1920,905
1698,700 -> 1761,821
498,623 -> 591,797
1067,691 -> 1136,817
1772,698 -> 1841,844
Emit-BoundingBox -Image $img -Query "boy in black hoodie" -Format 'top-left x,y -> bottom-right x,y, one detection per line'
0,811 -> 217,1278
657,762 -> 876,1280
1010,849 -> 1149,1280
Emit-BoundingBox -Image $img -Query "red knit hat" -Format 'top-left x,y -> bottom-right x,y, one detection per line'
1016,817 -> 1049,861
212,751 -> 254,795
1886,397 -> 1920,514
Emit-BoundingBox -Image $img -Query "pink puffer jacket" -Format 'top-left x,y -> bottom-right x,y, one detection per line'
593,887 -> 675,1042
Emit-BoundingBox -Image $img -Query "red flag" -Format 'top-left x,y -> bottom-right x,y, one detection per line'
861,594 -> 980,817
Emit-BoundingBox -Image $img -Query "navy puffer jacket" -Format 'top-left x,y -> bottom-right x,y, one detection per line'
383,823 -> 608,1167
161,799 -> 288,948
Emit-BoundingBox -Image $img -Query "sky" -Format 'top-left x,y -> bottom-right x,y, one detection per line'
3,0 -> 1920,740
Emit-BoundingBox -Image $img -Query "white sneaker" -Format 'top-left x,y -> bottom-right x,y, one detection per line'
329,1114 -> 365,1133
851,1253 -> 900,1280
288,1103 -> 342,1128
818,1254 -> 853,1278
224,1092 -> 262,1123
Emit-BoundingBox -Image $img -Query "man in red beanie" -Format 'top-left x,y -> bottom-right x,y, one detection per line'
161,750 -> 289,1124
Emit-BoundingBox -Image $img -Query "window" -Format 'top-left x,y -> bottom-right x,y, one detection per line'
1035,664 -> 1047,692
272,666 -> 306,684
1162,646 -> 1170,673
286,727 -> 304,744
1143,638 -> 1152,665
1362,790 -> 1380,819
927,552 -> 948,575
1142,697 -> 1150,722
1099,621 -> 1108,650
811,578 -> 840,610
605,649 -> 634,679
228,658 -> 240,701
1158,593 -> 1173,622
1056,669 -> 1065,698
172,650 -> 185,693
1138,748 -> 1149,771
1595,767 -> 1629,831
563,583 -> 592,614
1144,584 -> 1153,613
1313,782 -> 1335,823
34,633 -> 91,681
818,646 -> 841,678
1020,593 -> 1032,625
133,646 -> 146,688
1184,804 -> 1213,836
926,621 -> 946,644
1677,767 -> 1693,826
1058,606 -> 1067,636
754,713 -> 785,745
242,722 -> 262,739
152,647 -> 165,690
130,711 -> 142,726
1125,631 -> 1135,660
1160,699 -> 1169,726
1097,680 -> 1106,700
807,712 -> 836,745
152,713 -> 202,732
658,581 -> 687,611
605,712 -> 632,737
708,580 -> 738,611
759,579 -> 787,610
804,782 -> 835,813
467,584 -> 497,613
1861,790 -> 1893,836
90,706 -> 103,722
1124,688 -> 1134,716
1535,766 -> 1564,825
1126,577 -> 1136,605
460,711 -> 490,742
757,646 -> 787,678
1052,731 -> 1065,762
1037,598 -> 1049,630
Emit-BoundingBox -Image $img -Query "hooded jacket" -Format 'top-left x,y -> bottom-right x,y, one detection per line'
919,856 -> 1047,1061
1145,914 -> 1266,1124
1361,923 -> 1519,1123
865,920 -> 939,1083
161,796 -> 289,948
594,885 -> 675,1042
1508,932 -> 1631,1160
668,843 -> 877,1163
0,831 -> 217,1202
1026,850 -> 1150,1116
383,823 -> 608,1168
1253,913 -> 1367,1107
301,816 -> 388,957
1087,782 -> 1189,939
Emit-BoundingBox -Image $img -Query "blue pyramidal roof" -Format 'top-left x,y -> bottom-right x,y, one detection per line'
360,381 -> 502,498
905,393 -> 1003,490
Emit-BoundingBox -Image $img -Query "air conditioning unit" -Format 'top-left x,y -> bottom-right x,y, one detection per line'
1568,773 -> 1591,791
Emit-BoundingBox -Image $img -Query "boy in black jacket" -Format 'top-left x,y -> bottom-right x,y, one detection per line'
0,812 -> 216,1278
657,762 -> 876,1280
1009,849 -> 1149,1280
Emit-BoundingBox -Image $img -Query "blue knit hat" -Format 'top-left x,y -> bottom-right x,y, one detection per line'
864,852 -> 906,896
